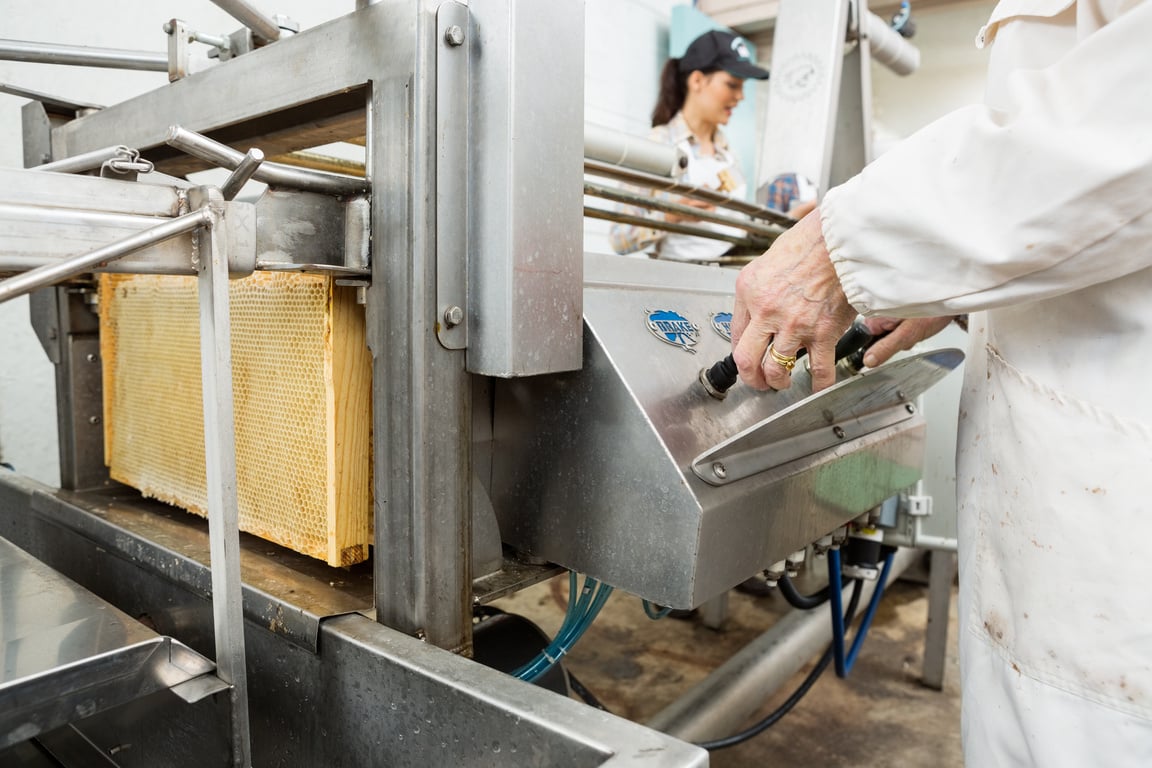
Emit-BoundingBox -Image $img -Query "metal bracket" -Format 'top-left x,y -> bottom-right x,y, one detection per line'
435,1 -> 469,350
692,349 -> 964,486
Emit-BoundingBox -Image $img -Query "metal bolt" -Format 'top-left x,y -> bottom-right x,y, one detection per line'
86,353 -> 99,363
905,403 -> 916,414
896,390 -> 906,401
833,425 -> 846,439
443,305 -> 464,327
444,25 -> 465,46
88,415 -> 101,425
712,462 -> 727,480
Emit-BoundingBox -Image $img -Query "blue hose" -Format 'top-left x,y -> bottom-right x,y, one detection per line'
828,547 -> 896,678
514,573 -> 614,683
643,600 -> 673,620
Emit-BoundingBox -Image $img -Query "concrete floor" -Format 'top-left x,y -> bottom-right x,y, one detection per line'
495,558 -> 962,767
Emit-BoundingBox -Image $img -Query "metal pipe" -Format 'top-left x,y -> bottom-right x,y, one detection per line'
165,126 -> 368,196
0,38 -> 167,72
207,0 -> 282,44
584,159 -> 795,227
220,149 -> 265,200
647,547 -> 920,742
583,206 -> 772,250
584,181 -> 784,239
0,208 -> 210,305
864,12 -> 920,76
33,145 -> 130,175
266,150 -> 366,177
584,123 -> 687,178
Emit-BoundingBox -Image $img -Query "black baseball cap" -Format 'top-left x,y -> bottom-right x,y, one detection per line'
678,30 -> 769,80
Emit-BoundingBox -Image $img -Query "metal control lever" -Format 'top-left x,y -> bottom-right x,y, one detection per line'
699,318 -> 883,400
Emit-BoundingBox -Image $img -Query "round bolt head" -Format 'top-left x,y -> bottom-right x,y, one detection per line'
443,305 -> 464,327
833,425 -> 846,439
444,24 -> 465,46
712,462 -> 727,479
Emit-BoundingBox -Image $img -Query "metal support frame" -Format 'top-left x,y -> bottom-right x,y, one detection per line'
28,287 -> 106,491
366,0 -> 472,652
26,2 -> 472,652
191,186 -> 253,767
922,549 -> 956,690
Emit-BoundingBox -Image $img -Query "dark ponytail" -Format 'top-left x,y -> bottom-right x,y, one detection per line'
650,59 -> 721,128
651,58 -> 687,127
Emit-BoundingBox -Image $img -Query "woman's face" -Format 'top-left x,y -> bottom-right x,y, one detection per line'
686,71 -> 746,126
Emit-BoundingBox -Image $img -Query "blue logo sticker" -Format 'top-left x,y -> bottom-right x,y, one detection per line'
645,309 -> 699,353
710,312 -> 733,341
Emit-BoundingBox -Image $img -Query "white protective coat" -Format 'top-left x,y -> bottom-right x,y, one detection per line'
820,1 -> 1152,764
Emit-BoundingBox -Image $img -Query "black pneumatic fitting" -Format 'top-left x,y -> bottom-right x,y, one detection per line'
700,354 -> 739,400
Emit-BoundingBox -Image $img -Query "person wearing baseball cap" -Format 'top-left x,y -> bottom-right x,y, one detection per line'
610,29 -> 770,262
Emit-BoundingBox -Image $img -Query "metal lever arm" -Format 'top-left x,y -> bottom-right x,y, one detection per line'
0,207 -> 211,305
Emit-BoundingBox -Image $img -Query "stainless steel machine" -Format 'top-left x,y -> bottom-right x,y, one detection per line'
0,1 -> 954,765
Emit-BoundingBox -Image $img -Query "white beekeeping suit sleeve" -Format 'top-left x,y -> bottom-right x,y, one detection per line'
820,1 -> 1152,317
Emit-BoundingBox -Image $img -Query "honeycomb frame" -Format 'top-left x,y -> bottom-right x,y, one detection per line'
99,271 -> 372,567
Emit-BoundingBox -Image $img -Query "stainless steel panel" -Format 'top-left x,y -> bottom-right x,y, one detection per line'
254,188 -> 356,269
0,475 -> 708,768
756,0 -> 852,195
466,0 -> 584,376
492,254 -> 956,608
0,534 -> 215,750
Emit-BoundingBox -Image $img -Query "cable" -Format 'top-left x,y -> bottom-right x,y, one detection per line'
643,600 -> 673,620
828,548 -> 896,678
777,573 -> 835,610
695,578 -> 865,752
567,670 -> 610,711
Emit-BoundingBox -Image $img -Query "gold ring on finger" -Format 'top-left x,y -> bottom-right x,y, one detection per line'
767,343 -> 797,372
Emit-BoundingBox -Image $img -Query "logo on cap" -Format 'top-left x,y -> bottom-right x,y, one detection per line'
730,37 -> 752,62
645,309 -> 699,353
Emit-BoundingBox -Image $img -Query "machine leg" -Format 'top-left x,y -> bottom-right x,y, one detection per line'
922,549 -> 956,690
698,591 -> 729,630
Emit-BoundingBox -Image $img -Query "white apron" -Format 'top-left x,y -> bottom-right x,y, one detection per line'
820,1 -> 1152,764
659,151 -> 747,263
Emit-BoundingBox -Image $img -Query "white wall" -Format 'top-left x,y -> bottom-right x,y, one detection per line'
871,1 -> 996,152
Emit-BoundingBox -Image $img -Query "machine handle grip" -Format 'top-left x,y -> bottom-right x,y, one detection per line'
699,319 -> 884,400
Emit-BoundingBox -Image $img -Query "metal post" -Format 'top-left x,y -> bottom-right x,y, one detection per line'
922,549 -> 956,690
192,186 -> 253,767
219,149 -> 265,200
0,39 -> 167,71
28,287 -> 107,491
365,0 -> 472,653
